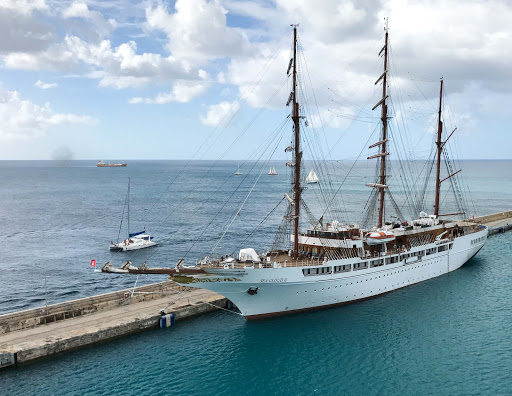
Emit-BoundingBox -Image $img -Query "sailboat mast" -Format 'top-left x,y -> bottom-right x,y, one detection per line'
292,24 -> 301,259
127,177 -> 130,237
434,79 -> 443,217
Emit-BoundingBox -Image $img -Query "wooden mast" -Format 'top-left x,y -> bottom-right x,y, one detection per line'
377,27 -> 389,228
434,79 -> 443,217
368,22 -> 389,228
127,177 -> 130,237
292,24 -> 301,259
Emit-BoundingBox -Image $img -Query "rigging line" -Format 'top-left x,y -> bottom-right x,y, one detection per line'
442,90 -> 472,215
297,47 -> 351,221
302,128 -> 339,221
211,129 -> 285,254
322,123 -> 380,223
179,123 -> 289,262
301,117 -> 346,221
388,128 -> 417,217
132,78 -> 289,244
201,300 -> 245,316
386,47 -> 421,208
136,32 -> 292,227
116,185 -> 129,243
293,43 -> 345,223
324,77 -> 382,158
303,33 -> 385,102
323,60 -> 382,123
129,115 -> 291,264
237,197 -> 286,250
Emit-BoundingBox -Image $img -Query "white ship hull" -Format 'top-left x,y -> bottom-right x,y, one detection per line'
185,228 -> 487,319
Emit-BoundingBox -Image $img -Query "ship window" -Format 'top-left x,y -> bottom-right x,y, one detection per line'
386,256 -> 399,264
353,261 -> 368,271
303,267 -> 331,276
426,248 -> 436,255
439,245 -> 447,252
334,264 -> 351,273
449,243 -> 453,249
370,259 -> 384,268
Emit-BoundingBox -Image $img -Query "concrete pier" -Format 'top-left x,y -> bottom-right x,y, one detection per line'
471,210 -> 512,235
0,282 -> 226,368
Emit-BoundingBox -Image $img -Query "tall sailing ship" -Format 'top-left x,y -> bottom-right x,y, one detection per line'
173,25 -> 488,319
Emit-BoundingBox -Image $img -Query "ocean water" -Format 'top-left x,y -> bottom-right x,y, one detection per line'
1,160 -> 512,395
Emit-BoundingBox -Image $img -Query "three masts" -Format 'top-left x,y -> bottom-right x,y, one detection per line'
170,25 -> 488,319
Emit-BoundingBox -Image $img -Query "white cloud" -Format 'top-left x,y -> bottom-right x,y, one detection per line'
0,0 -> 48,15
145,0 -> 251,68
4,37 -> 197,88
200,100 -> 240,126
0,0 -> 53,53
0,85 -> 97,139
130,78 -> 211,104
62,2 -> 117,38
34,79 -> 57,89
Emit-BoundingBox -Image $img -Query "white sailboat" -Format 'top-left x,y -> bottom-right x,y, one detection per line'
109,178 -> 157,252
305,169 -> 319,184
234,161 -> 243,175
268,167 -> 278,175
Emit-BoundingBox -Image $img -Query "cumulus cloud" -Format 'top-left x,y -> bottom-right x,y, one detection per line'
145,0 -> 251,68
0,85 -> 97,139
0,0 -> 48,15
221,0 -> 512,115
1,0 -> 512,131
200,100 -> 240,126
0,0 -> 53,53
130,77 -> 211,104
34,79 -> 57,89
4,37 -> 197,88
62,2 -> 117,39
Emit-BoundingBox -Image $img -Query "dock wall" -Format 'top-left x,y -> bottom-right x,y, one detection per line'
471,210 -> 512,225
0,281 -> 183,335
12,297 -> 227,365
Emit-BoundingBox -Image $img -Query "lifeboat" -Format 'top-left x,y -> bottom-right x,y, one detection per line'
366,230 -> 395,245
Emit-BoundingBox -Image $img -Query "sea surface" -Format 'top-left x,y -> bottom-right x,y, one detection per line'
1,160 -> 511,395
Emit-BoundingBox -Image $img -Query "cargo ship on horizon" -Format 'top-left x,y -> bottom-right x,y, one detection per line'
97,160 -> 127,167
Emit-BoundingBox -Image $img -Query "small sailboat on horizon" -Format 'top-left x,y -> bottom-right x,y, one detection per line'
234,161 -> 243,175
268,166 -> 278,175
305,169 -> 319,184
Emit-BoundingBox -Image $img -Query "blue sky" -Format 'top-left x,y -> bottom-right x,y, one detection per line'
0,0 -> 511,160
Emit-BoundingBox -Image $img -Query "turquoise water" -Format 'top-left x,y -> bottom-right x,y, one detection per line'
1,160 -> 512,394
2,233 -> 512,395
